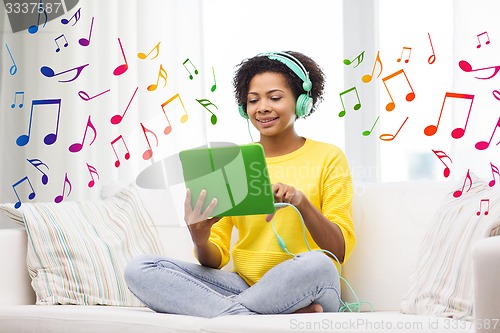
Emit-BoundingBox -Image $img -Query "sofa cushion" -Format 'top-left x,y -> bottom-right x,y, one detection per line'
0,186 -> 163,306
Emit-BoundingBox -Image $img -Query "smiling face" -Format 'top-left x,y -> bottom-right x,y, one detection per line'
246,72 -> 297,139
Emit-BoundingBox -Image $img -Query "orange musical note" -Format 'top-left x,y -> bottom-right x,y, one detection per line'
113,38 -> 128,76
28,0 -> 47,34
476,199 -> 490,216
27,158 -> 49,185
476,31 -> 490,48
111,87 -> 138,125
110,135 -> 130,168
362,116 -> 380,136
211,67 -> 217,92
196,99 -> 218,125
12,176 -> 36,209
54,173 -> 72,203
61,7 -> 81,26
382,69 -> 415,111
147,64 -> 168,91
397,46 -> 412,63
424,92 -> 475,139
138,42 -> 160,60
69,116 -> 97,153
182,58 -> 199,80
86,163 -> 99,188
40,63 -> 89,83
5,43 -> 17,75
338,86 -> 361,117
428,33 -> 436,65
11,91 -> 24,108
140,123 -> 159,161
489,162 -> 499,187
362,50 -> 382,83
431,149 -> 452,178
475,116 -> 500,150
161,93 -> 189,134
453,169 -> 472,198
78,88 -> 110,101
54,34 -> 68,52
78,16 -> 94,47
343,51 -> 365,68
379,117 -> 408,141
459,60 -> 500,80
16,99 -> 62,147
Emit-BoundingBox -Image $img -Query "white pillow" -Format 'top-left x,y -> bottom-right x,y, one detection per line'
0,185 -> 163,306
401,172 -> 500,320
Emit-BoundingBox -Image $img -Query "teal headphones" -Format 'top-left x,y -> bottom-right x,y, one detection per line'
238,51 -> 313,120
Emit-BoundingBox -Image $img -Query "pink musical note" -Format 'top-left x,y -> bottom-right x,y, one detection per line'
493,90 -> 500,101
343,51 -> 365,68
111,135 -> 130,167
424,92 -> 474,139
113,38 -> 128,76
110,86 -> 138,125
475,116 -> 500,150
16,99 -> 62,147
69,116 -> 97,153
196,99 -> 218,125
78,88 -> 110,101
61,7 -> 81,26
459,60 -> 500,80
428,33 -> 436,65
397,46 -> 412,63
382,69 -> 415,111
78,16 -> 94,47
40,63 -> 89,83
338,86 -> 361,117
140,123 -> 159,161
137,42 -> 160,60
489,162 -> 499,187
11,91 -> 24,108
476,199 -> 490,216
161,93 -> 189,135
54,34 -> 68,52
432,149 -> 452,178
86,163 -> 99,188
28,0 -> 47,34
476,31 -> 490,48
27,158 -> 49,185
379,117 -> 409,141
54,173 -> 72,203
147,64 -> 168,91
182,58 -> 199,80
362,50 -> 382,83
453,169 -> 472,198
362,116 -> 380,136
12,176 -> 36,209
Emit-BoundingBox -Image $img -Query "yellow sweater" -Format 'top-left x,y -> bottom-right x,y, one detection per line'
208,138 -> 355,285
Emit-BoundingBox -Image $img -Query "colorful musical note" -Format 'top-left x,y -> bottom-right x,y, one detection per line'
61,7 -> 81,26
475,116 -> 500,150
54,34 -> 68,52
362,116 -> 380,136
196,99 -> 218,125
493,90 -> 500,101
362,50 -> 382,83
382,69 -> 415,111
78,16 -> 94,47
16,99 -> 62,147
428,33 -> 436,65
161,93 -> 189,134
5,43 -> 17,75
110,86 -> 138,125
11,91 -> 24,108
379,117 -> 408,141
397,46 -> 412,63
111,135 -> 130,167
211,67 -> 217,92
28,0 -> 47,34
147,64 -> 168,91
476,31 -> 490,48
459,60 -> 500,80
476,199 -> 490,216
113,38 -> 128,76
78,88 -> 110,101
12,176 -> 35,209
54,173 -> 72,203
69,116 -> 97,153
488,162 -> 499,187
86,163 -> 99,188
432,149 -> 452,178
137,42 -> 160,60
338,86 -> 361,117
424,92 -> 475,139
453,169 -> 472,198
182,58 -> 199,80
343,51 -> 365,68
140,123 -> 159,161
27,158 -> 49,185
40,63 -> 89,83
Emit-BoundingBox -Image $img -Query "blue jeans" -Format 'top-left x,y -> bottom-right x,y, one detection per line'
124,251 -> 341,318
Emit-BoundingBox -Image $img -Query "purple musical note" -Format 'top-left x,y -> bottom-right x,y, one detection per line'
27,158 -> 49,185
40,63 -> 89,83
12,176 -> 36,209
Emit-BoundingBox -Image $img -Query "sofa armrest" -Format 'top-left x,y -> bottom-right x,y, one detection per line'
0,228 -> 36,305
473,236 -> 500,333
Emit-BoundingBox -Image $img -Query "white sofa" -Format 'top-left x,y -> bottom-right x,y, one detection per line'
1,181 -> 499,333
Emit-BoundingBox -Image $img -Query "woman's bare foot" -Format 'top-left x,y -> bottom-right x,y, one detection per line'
294,303 -> 323,313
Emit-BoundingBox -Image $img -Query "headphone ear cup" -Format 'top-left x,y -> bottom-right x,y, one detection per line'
238,104 -> 249,119
295,94 -> 313,118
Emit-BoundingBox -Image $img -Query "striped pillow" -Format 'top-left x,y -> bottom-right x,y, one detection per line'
401,173 -> 500,320
0,185 -> 163,306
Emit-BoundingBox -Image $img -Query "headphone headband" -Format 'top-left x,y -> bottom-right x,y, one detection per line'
258,52 -> 312,92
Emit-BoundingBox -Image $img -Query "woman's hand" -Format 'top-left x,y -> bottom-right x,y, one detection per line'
184,189 -> 221,246
265,182 -> 305,222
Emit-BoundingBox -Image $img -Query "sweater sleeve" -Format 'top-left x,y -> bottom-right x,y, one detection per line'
207,216 -> 234,269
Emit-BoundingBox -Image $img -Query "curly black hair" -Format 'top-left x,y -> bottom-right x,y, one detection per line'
233,51 -> 325,118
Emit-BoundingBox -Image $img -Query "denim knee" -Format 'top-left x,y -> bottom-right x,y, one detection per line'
124,254 -> 158,288
294,251 -> 339,284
